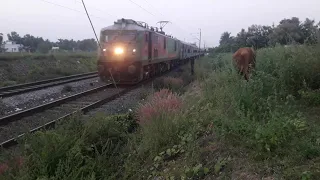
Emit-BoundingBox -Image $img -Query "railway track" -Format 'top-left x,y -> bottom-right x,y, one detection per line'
0,62 -> 189,150
0,71 -> 98,98
0,83 -> 126,149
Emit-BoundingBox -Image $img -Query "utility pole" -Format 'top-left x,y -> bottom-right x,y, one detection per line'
199,28 -> 201,59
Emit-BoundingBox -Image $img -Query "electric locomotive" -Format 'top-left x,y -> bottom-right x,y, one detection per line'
97,18 -> 203,84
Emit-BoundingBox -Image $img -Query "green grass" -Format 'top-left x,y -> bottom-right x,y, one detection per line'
0,52 -> 97,87
1,45 -> 320,179
191,44 -> 320,179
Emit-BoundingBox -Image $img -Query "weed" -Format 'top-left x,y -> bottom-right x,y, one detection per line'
0,113 -> 137,180
136,89 -> 182,125
190,45 -> 320,179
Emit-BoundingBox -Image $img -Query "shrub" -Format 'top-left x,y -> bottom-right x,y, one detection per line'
135,89 -> 185,154
162,77 -> 184,93
194,45 -> 320,178
136,89 -> 182,125
0,113 -> 136,180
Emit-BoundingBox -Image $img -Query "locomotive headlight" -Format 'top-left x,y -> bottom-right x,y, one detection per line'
132,49 -> 136,53
114,47 -> 124,55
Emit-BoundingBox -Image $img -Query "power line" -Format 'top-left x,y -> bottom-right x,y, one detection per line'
73,0 -> 118,19
127,0 -> 158,19
37,0 -> 110,21
140,0 -> 200,42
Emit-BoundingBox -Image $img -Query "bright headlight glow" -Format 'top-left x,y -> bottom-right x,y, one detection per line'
114,47 -> 124,55
133,49 -> 136,52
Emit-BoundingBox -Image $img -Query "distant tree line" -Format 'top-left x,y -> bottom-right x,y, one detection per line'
0,31 -> 98,53
209,17 -> 320,53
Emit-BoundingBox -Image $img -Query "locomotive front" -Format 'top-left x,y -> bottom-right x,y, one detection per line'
98,19 -> 144,84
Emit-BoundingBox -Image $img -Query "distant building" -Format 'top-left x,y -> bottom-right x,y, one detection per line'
2,41 -> 24,52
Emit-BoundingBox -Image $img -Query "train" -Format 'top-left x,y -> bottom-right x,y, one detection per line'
97,18 -> 205,84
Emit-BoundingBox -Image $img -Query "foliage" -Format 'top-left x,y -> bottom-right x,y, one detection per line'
211,17 -> 320,53
0,113 -> 137,180
5,31 -> 97,53
197,45 -> 320,179
0,52 -> 97,87
137,89 -> 182,124
0,33 -> 5,53
37,40 -> 52,54
3,42 -> 320,179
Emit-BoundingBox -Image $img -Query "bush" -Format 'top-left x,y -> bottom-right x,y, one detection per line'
136,89 -> 182,125
135,89 -> 188,154
194,45 -> 320,178
0,113 -> 137,180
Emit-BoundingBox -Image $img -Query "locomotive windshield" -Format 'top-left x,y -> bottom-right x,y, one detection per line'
103,32 -> 136,43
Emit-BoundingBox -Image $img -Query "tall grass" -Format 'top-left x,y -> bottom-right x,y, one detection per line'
2,45 -> 320,179
192,44 -> 320,179
0,52 -> 97,87
0,113 -> 137,180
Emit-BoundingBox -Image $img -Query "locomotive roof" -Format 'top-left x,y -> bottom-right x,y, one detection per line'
101,18 -> 199,48
100,19 -> 146,32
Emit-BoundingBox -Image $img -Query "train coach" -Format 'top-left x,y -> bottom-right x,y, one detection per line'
97,18 -> 204,84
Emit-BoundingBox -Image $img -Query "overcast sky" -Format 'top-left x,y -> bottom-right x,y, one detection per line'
1,0 -> 320,47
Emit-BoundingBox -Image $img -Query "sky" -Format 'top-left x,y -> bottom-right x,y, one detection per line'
1,0 -> 320,47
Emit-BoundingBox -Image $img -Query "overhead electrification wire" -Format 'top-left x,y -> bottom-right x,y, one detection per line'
74,0 -> 118,19
145,0 -> 200,44
141,0 -> 197,41
127,0 -> 158,19
37,0 -> 110,21
129,0 -> 199,42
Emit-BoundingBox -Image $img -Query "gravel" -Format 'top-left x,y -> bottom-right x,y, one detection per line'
0,77 -> 107,116
81,65 -> 191,120
0,87 -> 123,143
0,63 -> 192,148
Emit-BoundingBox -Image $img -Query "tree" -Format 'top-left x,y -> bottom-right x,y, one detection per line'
211,16 -> 320,53
301,18 -> 319,44
57,39 -> 77,51
269,17 -> 304,45
37,40 -> 52,54
0,33 -> 4,52
22,34 -> 44,52
77,39 -> 97,51
246,25 -> 273,49
0,33 -> 3,45
7,31 -> 22,44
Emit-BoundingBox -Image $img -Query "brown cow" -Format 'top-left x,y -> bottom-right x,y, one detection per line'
232,47 -> 256,81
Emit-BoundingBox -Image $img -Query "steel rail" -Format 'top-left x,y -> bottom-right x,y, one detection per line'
0,60 -> 192,149
0,83 -> 112,126
0,72 -> 98,97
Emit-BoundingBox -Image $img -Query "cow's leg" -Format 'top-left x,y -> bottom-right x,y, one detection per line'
243,65 -> 249,81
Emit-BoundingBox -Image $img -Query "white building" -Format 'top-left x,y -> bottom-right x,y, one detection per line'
2,41 -> 23,52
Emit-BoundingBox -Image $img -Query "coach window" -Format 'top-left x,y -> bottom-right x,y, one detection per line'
164,38 -> 166,49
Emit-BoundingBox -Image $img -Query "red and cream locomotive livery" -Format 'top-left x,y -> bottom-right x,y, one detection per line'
97,18 -> 204,84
